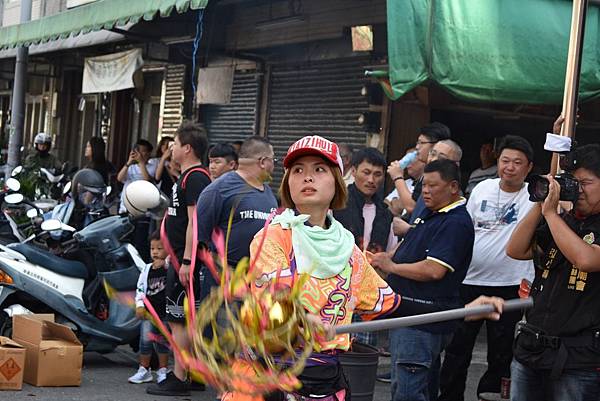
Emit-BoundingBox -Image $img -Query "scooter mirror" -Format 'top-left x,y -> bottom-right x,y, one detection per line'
4,193 -> 24,204
26,208 -> 39,218
41,219 -> 61,231
61,223 -> 77,232
63,181 -> 71,195
147,193 -> 170,220
41,219 -> 76,232
11,166 -> 23,177
106,185 -> 112,196
5,178 -> 20,192
34,198 -> 58,211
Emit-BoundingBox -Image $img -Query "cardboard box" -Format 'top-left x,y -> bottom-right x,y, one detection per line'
0,337 -> 25,390
12,314 -> 82,387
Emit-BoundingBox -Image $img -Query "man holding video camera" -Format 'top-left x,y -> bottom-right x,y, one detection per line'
507,127 -> 600,400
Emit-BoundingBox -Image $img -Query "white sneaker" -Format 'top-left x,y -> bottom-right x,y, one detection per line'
156,367 -> 168,383
128,366 -> 153,384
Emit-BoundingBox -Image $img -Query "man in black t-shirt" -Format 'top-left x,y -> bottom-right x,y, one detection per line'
147,122 -> 210,397
196,136 -> 278,281
507,143 -> 600,401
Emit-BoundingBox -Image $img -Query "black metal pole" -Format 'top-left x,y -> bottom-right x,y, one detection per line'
6,0 -> 32,177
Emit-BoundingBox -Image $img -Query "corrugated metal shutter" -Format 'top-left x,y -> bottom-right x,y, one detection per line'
266,57 -> 371,189
161,64 -> 185,136
203,70 -> 260,144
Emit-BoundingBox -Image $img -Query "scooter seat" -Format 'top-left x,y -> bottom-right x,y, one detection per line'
8,243 -> 89,279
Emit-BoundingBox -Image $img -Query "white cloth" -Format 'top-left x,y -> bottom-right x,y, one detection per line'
463,178 -> 535,286
385,178 -> 415,202
135,263 -> 152,308
362,203 -> 398,252
119,159 -> 158,213
82,49 -> 143,94
544,133 -> 572,153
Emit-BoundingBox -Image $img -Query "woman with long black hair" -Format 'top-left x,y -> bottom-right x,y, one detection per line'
84,136 -> 115,185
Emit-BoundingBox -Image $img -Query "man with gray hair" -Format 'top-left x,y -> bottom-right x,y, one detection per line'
387,123 -> 452,216
197,136 -> 278,270
409,139 -> 462,224
390,139 -> 463,237
429,139 -> 463,162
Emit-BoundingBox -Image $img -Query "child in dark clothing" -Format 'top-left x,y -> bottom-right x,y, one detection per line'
129,231 -> 170,384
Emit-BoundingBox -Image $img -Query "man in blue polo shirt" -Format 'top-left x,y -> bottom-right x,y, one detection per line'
370,159 -> 474,401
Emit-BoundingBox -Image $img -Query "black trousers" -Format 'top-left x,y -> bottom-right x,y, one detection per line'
438,284 -> 522,401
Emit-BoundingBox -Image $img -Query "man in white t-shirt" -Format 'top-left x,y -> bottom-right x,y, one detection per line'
439,135 -> 536,401
385,147 -> 424,217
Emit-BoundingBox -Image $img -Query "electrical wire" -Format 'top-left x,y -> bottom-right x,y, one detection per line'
191,9 -> 205,103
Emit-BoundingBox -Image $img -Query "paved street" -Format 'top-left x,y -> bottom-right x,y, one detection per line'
3,332 -> 489,401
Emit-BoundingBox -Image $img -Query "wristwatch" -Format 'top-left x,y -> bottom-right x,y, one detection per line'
393,176 -> 404,182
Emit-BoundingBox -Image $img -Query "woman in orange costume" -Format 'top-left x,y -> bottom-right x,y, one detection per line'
223,135 -> 503,401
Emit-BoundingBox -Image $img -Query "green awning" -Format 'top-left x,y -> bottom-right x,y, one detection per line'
386,0 -> 600,104
0,0 -> 208,50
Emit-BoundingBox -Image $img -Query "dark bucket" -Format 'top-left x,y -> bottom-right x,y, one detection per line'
339,342 -> 379,401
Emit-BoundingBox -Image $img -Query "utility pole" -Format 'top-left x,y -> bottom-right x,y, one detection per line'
6,0 -> 32,176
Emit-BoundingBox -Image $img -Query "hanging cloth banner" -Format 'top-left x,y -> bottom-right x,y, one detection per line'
385,0 -> 600,104
82,48 -> 143,94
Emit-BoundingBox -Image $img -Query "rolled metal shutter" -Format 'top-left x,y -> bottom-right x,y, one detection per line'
203,70 -> 260,144
161,65 -> 186,136
266,58 -> 371,188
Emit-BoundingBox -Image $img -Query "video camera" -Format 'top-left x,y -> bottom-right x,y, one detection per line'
526,134 -> 580,203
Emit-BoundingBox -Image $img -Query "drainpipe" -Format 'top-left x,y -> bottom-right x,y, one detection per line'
6,0 -> 32,176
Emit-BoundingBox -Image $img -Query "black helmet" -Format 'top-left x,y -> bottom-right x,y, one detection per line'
71,169 -> 106,207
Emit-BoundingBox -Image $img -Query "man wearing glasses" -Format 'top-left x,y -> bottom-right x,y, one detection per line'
388,122 -> 451,217
390,139 -> 463,239
196,135 -> 278,275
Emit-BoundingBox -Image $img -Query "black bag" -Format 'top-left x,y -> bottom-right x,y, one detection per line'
514,322 -> 600,378
264,362 -> 349,401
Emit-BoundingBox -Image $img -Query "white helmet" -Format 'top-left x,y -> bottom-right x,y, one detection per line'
124,180 -> 168,218
34,132 -> 52,145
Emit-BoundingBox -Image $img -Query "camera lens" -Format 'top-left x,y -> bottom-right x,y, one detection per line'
555,174 -> 580,202
527,175 -> 550,202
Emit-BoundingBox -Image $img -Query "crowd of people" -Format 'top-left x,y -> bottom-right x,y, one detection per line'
22,117 -> 600,401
